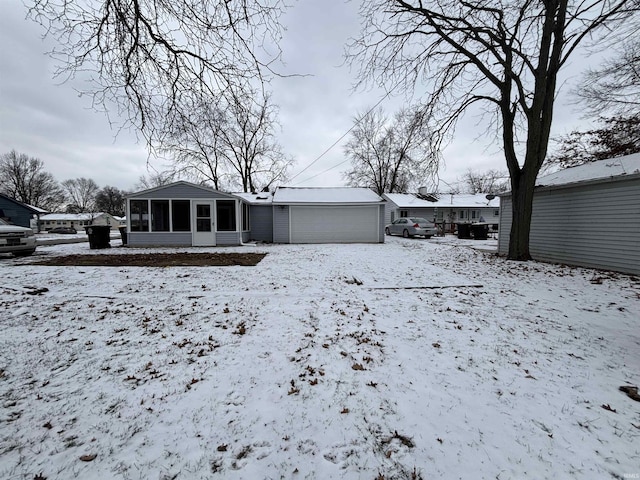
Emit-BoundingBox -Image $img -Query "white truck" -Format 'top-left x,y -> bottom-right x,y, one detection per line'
0,218 -> 36,256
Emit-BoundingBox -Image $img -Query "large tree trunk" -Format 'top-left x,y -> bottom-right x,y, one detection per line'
507,173 -> 537,261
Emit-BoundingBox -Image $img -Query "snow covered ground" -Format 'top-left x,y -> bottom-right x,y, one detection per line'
1,236 -> 639,480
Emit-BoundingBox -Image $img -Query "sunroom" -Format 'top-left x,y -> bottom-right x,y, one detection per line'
125,182 -> 249,247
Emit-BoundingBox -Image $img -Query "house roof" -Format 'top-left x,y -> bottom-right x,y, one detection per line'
127,180 -> 218,197
233,192 -> 274,205
272,187 -> 384,204
384,193 -> 500,208
0,192 -> 45,214
536,152 -> 640,187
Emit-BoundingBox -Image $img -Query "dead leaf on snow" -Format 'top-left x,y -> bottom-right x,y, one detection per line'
79,454 -> 97,462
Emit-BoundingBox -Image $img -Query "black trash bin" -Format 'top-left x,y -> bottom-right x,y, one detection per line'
457,223 -> 472,239
118,226 -> 128,245
470,223 -> 489,240
84,225 -> 112,249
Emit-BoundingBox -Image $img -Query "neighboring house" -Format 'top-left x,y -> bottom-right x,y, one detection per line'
39,212 -> 120,231
0,193 -> 46,230
383,192 -> 500,227
498,153 -> 640,275
113,216 -> 127,226
125,182 -> 386,247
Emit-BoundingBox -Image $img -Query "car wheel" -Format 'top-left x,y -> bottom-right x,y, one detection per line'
424,235 -> 432,239
402,229 -> 409,238
385,227 -> 391,235
13,250 -> 35,257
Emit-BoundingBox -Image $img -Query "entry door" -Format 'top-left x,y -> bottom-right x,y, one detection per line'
192,201 -> 216,246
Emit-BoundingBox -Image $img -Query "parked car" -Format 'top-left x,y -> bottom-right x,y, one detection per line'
385,217 -> 437,238
47,226 -> 78,234
0,218 -> 37,256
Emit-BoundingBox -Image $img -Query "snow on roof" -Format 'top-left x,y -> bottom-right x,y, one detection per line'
233,192 -> 274,204
0,193 -> 46,213
273,187 -> 383,204
536,152 -> 640,187
384,193 -> 499,208
27,204 -> 49,214
40,212 -> 111,221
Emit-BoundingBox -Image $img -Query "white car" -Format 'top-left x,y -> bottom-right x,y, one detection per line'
385,217 -> 437,238
0,218 -> 37,256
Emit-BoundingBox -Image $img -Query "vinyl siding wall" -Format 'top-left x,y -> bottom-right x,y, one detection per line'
217,232 -> 241,245
127,232 -> 192,247
0,198 -> 35,229
378,205 -> 386,243
273,206 -> 290,243
499,176 -> 640,275
248,205 -> 274,242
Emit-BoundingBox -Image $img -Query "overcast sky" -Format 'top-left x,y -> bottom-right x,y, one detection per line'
0,1 -> 595,193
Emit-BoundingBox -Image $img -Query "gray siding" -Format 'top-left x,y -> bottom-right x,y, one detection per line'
128,232 -> 192,247
0,198 -> 35,229
273,206 -> 290,243
499,176 -> 640,275
248,205 -> 274,242
384,200 -> 397,225
131,184 -> 232,200
378,205 -> 386,243
217,232 -> 241,246
497,197 -> 513,254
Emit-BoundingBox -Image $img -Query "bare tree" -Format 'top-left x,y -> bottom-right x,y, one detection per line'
222,91 -> 293,192
95,186 -> 127,217
349,1 -> 639,260
343,106 -> 440,195
62,178 -> 99,213
27,0 -> 288,146
576,39 -> 640,117
547,115 -> 640,168
134,171 -> 180,191
165,89 -> 292,192
160,99 -> 228,190
459,169 -> 509,195
0,150 -> 65,210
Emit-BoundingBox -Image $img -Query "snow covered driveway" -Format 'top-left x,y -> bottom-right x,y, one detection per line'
1,237 -> 639,479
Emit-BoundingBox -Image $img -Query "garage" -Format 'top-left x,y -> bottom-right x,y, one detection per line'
290,205 -> 380,243
272,187 -> 386,244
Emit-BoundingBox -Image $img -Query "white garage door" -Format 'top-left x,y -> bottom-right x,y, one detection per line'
290,205 -> 380,243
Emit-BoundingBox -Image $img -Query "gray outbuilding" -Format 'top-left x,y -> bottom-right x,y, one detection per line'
498,153 -> 640,275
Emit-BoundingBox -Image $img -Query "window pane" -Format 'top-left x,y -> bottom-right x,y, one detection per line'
242,203 -> 250,231
216,200 -> 236,232
172,200 -> 191,232
197,204 -> 210,218
195,203 -> 211,232
151,200 -> 170,232
197,219 -> 211,232
130,200 -> 149,232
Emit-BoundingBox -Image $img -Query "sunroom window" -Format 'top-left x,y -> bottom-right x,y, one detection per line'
130,200 -> 149,231
216,200 -> 236,232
